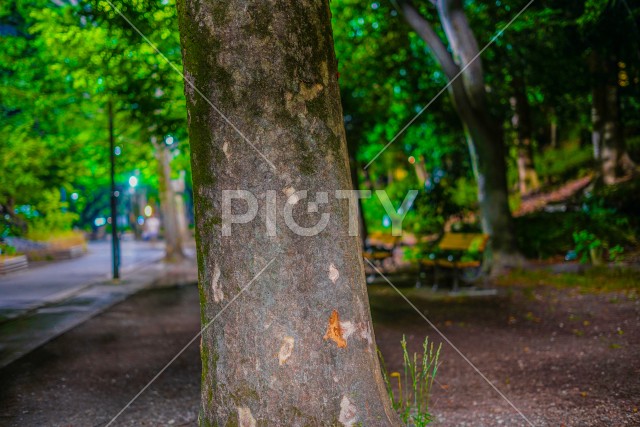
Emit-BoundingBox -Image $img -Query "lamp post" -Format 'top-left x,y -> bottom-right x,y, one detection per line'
108,100 -> 120,280
128,175 -> 140,239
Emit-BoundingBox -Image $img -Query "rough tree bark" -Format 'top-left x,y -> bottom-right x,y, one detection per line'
590,51 -> 637,184
398,0 -> 522,270
176,0 -> 401,425
155,142 -> 186,261
510,77 -> 540,195
347,140 -> 369,247
348,156 -> 369,247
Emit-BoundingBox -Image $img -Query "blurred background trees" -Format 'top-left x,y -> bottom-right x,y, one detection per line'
1,0 -> 639,268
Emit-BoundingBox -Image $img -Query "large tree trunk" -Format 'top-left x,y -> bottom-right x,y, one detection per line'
347,138 -> 369,247
348,156 -> 369,247
176,1 -> 400,425
156,143 -> 186,261
510,78 -> 540,195
590,51 -> 637,184
399,0 -> 522,271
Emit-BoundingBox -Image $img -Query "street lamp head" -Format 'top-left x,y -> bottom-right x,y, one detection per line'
129,176 -> 138,188
165,135 -> 174,146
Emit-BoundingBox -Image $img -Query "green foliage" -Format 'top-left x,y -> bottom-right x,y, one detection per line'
516,185 -> 637,260
1,0 -> 190,234
534,143 -> 594,184
572,230 -> 602,264
378,336 -> 442,426
26,189 -> 78,241
0,243 -> 17,256
608,245 -> 624,263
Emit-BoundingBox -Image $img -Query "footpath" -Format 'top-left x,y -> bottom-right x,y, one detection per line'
0,242 -> 197,369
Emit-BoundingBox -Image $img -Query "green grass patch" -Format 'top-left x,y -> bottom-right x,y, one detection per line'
498,267 -> 640,293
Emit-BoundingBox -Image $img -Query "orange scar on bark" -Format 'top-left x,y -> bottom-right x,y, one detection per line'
324,310 -> 347,348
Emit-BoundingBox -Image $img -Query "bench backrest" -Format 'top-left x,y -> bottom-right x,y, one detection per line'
438,233 -> 489,252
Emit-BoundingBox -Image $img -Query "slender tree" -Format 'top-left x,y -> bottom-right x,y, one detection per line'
590,51 -> 637,184
510,77 -> 540,195
396,0 -> 522,270
581,0 -> 639,184
176,0 -> 401,425
154,139 -> 186,261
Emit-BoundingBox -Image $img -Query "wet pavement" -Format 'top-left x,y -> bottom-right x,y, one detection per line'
0,240 -> 166,323
0,242 -> 197,369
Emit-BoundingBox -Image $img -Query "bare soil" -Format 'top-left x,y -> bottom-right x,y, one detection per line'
0,279 -> 638,426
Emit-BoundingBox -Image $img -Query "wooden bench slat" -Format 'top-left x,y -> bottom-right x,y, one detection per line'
438,233 -> 488,251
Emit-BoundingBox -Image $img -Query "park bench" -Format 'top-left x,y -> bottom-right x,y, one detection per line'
363,244 -> 395,267
416,232 -> 489,290
363,233 -> 400,268
363,233 -> 402,282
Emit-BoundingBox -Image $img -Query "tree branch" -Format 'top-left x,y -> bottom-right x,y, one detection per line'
437,0 -> 486,109
395,0 -> 460,80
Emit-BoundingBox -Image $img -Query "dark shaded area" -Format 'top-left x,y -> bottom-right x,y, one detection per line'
0,285 -> 201,427
1,281 -> 638,426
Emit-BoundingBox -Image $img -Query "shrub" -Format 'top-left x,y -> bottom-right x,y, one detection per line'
515,187 -> 637,260
26,189 -> 79,242
0,243 -> 17,256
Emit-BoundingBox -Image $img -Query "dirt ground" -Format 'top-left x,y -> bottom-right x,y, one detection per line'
0,279 -> 638,426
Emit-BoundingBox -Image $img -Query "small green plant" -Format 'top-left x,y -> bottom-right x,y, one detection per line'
573,230 -> 626,265
378,336 -> 442,426
573,230 -> 603,265
608,245 -> 624,263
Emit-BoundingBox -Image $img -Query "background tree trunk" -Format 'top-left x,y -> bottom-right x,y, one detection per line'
548,107 -> 558,149
590,51 -> 637,184
510,77 -> 540,195
399,0 -> 522,271
413,154 -> 429,187
177,0 -> 400,425
156,143 -> 185,261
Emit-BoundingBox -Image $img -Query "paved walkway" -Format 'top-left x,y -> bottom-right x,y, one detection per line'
0,240 -> 165,322
0,240 -> 197,368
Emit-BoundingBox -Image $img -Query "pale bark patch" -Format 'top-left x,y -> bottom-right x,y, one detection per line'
328,263 -> 340,284
299,82 -> 324,101
285,82 -> 325,116
222,139 -> 230,159
278,336 -> 295,365
320,60 -> 329,85
339,320 -> 372,346
237,406 -> 256,427
359,323 -> 373,346
339,395 -> 358,426
339,320 -> 355,339
211,265 -> 224,303
283,186 -> 300,205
